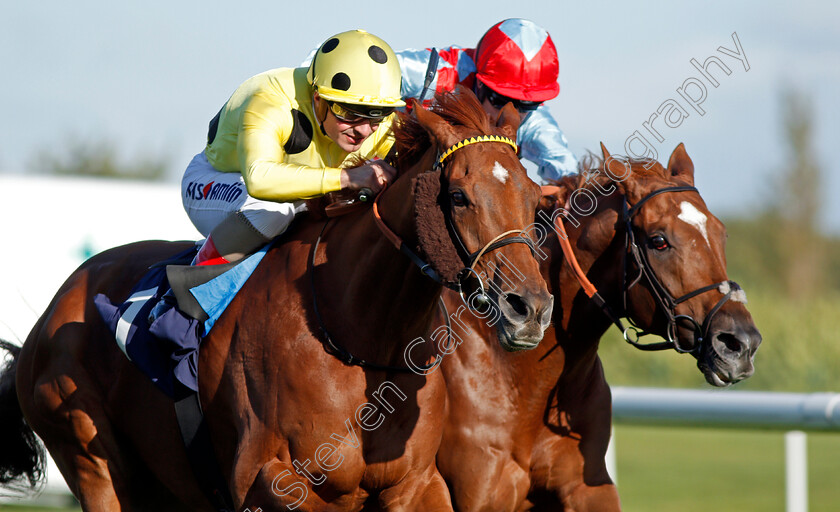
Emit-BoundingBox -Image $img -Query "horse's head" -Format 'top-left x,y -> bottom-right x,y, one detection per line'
397,89 -> 553,350
595,144 -> 761,386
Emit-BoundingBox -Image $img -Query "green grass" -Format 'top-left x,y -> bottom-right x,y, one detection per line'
614,425 -> 840,511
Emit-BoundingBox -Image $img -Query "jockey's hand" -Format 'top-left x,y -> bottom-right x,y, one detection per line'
340,161 -> 397,194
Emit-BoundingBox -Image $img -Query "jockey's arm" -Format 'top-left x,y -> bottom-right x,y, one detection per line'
395,46 -> 475,102
517,106 -> 578,181
236,90 -> 394,202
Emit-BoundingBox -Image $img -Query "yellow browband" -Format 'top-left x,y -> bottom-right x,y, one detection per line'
437,135 -> 518,168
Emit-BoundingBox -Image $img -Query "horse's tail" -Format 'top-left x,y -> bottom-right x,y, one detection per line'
0,339 -> 46,492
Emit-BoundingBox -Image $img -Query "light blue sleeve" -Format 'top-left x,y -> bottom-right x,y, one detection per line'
396,46 -> 474,101
517,105 -> 578,181
396,48 -> 437,100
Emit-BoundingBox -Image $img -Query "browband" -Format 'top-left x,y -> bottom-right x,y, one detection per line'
435,135 -> 517,169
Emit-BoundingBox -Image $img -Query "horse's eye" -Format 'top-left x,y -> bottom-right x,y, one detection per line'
649,234 -> 670,251
450,190 -> 467,207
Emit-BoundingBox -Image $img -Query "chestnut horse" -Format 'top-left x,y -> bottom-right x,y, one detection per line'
0,91 -> 553,511
433,144 -> 762,511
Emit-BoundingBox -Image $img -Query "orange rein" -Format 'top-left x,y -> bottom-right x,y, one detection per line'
321,183 -> 403,250
321,184 -> 405,258
370,182 -> 404,251
540,185 -> 599,299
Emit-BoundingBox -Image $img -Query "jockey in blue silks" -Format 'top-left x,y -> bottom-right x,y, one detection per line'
395,18 -> 578,182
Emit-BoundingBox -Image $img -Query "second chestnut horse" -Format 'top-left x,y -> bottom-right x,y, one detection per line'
434,144 -> 762,511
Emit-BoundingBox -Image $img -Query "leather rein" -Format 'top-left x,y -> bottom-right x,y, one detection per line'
544,184 -> 740,355
309,135 -> 536,372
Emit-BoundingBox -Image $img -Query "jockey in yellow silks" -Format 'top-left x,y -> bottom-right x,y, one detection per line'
182,29 -> 404,265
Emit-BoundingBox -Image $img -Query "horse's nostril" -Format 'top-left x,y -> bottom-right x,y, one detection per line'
539,302 -> 553,328
717,332 -> 744,354
504,293 -> 529,318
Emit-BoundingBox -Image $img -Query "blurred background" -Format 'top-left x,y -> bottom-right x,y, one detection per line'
1,1 -> 837,510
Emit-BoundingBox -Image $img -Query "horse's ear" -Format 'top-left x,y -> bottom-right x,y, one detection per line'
600,142 -> 610,160
667,143 -> 695,185
413,101 -> 459,149
495,102 -> 520,141
601,143 -> 631,185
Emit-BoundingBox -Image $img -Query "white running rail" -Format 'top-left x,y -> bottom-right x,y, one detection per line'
609,387 -> 840,512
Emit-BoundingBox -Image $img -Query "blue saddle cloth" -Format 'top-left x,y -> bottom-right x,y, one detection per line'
94,243 -> 270,397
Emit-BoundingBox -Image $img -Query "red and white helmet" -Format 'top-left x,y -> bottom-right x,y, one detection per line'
474,19 -> 560,102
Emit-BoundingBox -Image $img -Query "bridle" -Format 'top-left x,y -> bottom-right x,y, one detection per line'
309,134 -> 537,372
551,184 -> 740,355
374,134 -> 537,306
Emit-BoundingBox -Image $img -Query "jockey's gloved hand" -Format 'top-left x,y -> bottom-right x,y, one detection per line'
340,160 -> 397,194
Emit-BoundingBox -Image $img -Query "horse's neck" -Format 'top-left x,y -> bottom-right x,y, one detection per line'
316,150 -> 442,363
534,198 -> 626,386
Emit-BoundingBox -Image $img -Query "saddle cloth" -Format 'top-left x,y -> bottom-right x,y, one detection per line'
93,242 -> 271,397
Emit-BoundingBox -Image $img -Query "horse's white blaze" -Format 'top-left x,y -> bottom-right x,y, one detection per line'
492,161 -> 509,184
678,201 -> 709,245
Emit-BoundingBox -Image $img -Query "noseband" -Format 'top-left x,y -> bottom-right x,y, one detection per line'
552,185 -> 740,355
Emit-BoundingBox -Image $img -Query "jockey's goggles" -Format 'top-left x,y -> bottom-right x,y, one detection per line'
327,101 -> 394,124
485,89 -> 541,113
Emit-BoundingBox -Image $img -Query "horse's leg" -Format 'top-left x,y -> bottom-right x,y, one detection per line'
529,367 -> 621,512
16,283 -> 184,510
438,440 -> 530,510
23,369 -> 131,510
560,484 -> 621,512
527,483 -> 620,512
376,465 -> 453,512
238,459 -> 342,512
11,287 -> 127,510
527,435 -> 621,512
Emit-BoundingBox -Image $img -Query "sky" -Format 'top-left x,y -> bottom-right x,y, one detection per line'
1,0 -> 839,231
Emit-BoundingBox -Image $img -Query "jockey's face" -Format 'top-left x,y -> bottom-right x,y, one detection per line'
476,83 -> 538,125
314,94 -> 379,152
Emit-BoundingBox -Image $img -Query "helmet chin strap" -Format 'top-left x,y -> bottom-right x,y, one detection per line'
312,90 -> 328,135
474,81 -> 487,103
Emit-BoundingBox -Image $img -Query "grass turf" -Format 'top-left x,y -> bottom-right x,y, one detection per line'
613,425 -> 840,511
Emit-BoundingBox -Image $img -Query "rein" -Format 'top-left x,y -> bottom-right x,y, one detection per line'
308,134 -> 535,372
546,184 -> 738,355
308,218 -> 440,373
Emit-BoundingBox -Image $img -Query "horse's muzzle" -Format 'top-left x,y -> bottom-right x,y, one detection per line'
496,290 -> 554,351
698,316 -> 762,387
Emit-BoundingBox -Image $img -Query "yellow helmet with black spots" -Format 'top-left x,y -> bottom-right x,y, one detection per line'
307,30 -> 405,108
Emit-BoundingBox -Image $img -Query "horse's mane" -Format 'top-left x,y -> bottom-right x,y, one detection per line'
392,87 -> 491,171
545,151 -> 671,198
